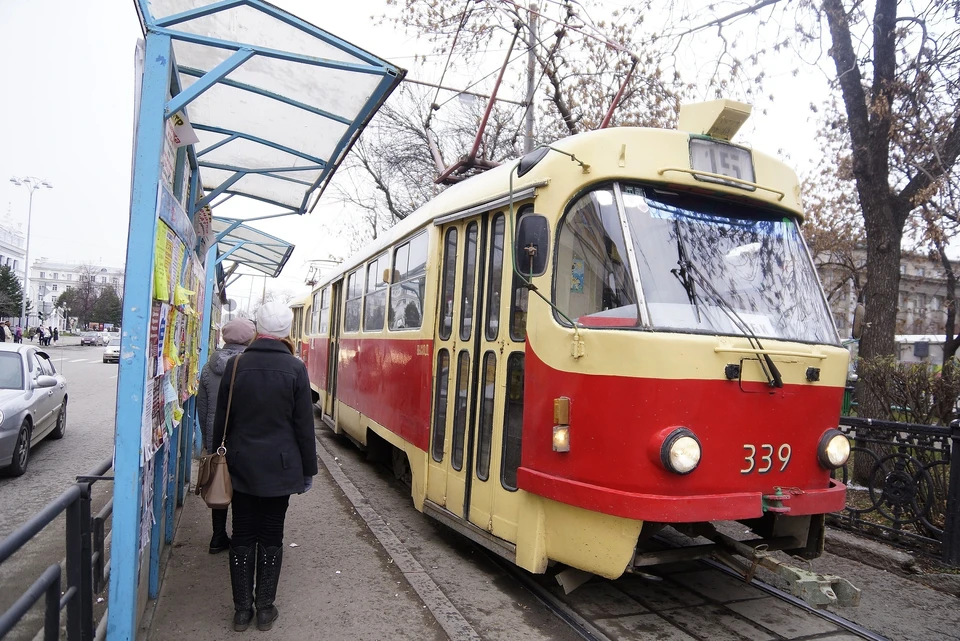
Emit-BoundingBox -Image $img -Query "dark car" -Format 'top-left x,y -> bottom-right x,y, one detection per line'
0,344 -> 68,476
80,332 -> 98,346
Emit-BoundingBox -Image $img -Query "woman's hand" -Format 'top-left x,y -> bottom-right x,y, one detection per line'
301,476 -> 314,493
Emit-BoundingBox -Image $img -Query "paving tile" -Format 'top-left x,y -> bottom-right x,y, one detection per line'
594,613 -> 699,640
725,597 -> 842,639
563,581 -> 648,618
661,604 -> 777,641
616,575 -> 707,611
670,570 -> 768,603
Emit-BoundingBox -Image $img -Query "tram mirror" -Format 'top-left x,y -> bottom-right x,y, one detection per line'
383,268 -> 400,284
517,146 -> 550,177
851,303 -> 864,339
516,215 -> 549,276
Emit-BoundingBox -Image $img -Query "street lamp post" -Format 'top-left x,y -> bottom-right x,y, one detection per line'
9,176 -> 52,330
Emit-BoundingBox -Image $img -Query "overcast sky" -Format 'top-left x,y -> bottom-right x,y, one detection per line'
0,0 -> 829,309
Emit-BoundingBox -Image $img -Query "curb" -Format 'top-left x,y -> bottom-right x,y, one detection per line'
825,527 -> 960,598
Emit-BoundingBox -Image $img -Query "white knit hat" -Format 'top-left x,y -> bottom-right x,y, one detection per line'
256,301 -> 293,339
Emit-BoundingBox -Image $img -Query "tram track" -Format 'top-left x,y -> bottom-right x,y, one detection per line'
485,547 -> 890,641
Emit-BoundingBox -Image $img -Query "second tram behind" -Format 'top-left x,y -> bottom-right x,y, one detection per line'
295,100 -> 853,595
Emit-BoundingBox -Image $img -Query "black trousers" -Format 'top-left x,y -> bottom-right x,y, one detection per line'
231,490 -> 290,549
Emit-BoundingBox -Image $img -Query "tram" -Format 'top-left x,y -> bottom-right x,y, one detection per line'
296,100 -> 855,603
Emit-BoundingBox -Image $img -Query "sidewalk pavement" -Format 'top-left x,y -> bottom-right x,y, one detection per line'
141,454 -> 444,641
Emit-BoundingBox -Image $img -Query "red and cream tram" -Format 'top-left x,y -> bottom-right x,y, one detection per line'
297,100 -> 852,590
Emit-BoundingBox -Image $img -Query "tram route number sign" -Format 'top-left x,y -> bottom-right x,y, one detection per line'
689,139 -> 755,187
741,443 -> 791,474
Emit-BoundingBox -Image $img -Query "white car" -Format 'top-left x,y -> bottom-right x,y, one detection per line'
102,339 -> 121,363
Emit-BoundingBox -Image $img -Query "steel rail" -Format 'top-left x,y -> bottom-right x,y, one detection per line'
700,557 -> 889,641
479,551 -> 612,641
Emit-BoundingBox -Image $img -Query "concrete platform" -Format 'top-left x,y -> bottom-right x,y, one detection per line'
140,456 -> 444,641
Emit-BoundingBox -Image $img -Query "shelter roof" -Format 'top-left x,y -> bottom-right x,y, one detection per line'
137,0 -> 405,216
211,217 -> 293,277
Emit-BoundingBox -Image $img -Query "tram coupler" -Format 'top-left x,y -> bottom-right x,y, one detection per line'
710,530 -> 861,608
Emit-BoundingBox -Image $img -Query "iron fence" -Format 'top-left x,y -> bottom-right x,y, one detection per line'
0,458 -> 114,641
831,416 -> 960,566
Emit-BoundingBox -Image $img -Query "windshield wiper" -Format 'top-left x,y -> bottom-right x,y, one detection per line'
670,219 -> 702,323
674,226 -> 783,389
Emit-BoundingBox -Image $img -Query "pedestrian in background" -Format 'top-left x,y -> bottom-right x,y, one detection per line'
212,302 -> 317,632
52,327 -> 59,344
14,325 -> 22,343
195,318 -> 255,555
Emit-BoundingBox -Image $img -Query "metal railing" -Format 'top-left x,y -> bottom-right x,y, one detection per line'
0,458 -> 114,641
830,416 -> 960,566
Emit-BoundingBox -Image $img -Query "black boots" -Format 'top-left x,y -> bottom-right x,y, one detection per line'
209,509 -> 230,554
229,545 -> 255,631
255,544 -> 283,631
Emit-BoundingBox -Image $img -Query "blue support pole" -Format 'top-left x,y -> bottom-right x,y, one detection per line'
148,441 -> 166,598
108,31 -> 172,641
165,424 -> 178,543
165,48 -> 255,118
198,244 -> 219,371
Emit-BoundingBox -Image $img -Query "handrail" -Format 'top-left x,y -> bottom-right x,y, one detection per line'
713,346 -> 828,360
0,457 -> 114,641
656,166 -> 786,201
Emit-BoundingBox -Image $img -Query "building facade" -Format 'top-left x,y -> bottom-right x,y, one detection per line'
0,216 -> 26,286
28,260 -> 125,330
817,249 -> 957,339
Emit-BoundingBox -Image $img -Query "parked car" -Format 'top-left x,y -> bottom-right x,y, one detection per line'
0,344 -> 68,476
80,332 -> 98,346
103,339 -> 121,363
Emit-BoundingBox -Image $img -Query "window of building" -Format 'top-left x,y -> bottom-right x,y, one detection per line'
101,277 -> 107,283
40,272 -> 45,278
53,273 -> 58,280
67,274 -> 72,281
899,264 -> 906,275
918,294 -> 927,309
388,232 -> 427,331
916,267 -> 925,278
52,284 -> 58,291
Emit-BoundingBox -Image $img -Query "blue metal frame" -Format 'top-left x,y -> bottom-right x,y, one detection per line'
165,48 -> 255,118
192,124 -> 328,166
178,66 -> 352,126
109,32 -> 172,640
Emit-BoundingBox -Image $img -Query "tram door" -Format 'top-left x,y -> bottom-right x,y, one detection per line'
430,213 -> 521,537
429,218 -> 485,518
324,280 -> 342,420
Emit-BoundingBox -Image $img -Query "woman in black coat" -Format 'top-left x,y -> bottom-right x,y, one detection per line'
212,302 -> 318,632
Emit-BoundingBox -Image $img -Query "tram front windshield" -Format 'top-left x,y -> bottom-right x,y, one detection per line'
554,184 -> 838,345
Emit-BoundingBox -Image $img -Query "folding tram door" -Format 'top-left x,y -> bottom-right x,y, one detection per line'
323,280 -> 342,422
428,211 -> 523,541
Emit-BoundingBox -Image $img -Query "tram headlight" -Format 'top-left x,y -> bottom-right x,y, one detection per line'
660,428 -> 701,475
818,429 -> 850,469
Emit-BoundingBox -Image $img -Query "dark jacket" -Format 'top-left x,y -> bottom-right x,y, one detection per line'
212,338 -> 318,497
196,342 -> 247,452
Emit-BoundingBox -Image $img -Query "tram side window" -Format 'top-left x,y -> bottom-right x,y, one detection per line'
554,189 -> 638,327
364,253 -> 389,332
501,353 -> 525,491
460,222 -> 479,341
451,351 -> 470,471
439,229 -> 458,340
318,287 -> 330,335
475,351 -> 497,481
431,349 -> 450,462
311,292 -> 321,334
485,215 -> 505,341
344,270 -> 362,333
510,208 -> 534,341
388,232 -> 428,331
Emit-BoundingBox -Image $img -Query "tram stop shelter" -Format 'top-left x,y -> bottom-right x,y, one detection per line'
112,2 -> 403,638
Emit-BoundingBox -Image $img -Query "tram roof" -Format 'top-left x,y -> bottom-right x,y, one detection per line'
310,125 -> 805,291
135,0 -> 405,216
